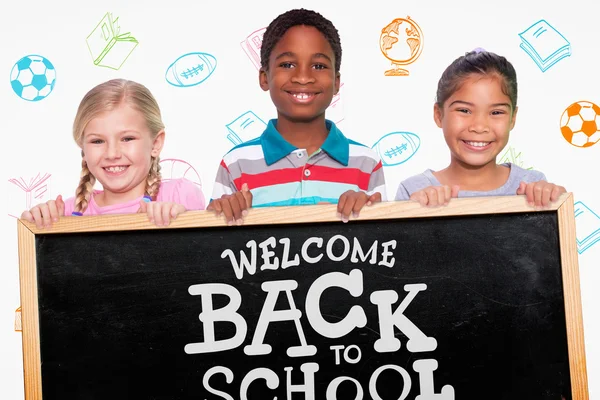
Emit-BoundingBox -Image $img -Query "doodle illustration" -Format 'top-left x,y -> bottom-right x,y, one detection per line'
518,19 -> 571,72
371,131 -> 420,167
15,307 -> 21,332
379,16 -> 423,76
10,55 -> 56,102
498,146 -> 533,170
326,82 -> 345,124
574,201 -> 600,254
7,172 -> 51,218
560,100 -> 600,148
159,159 -> 202,188
86,12 -> 138,70
226,111 -> 267,146
165,52 -> 217,88
241,27 -> 266,70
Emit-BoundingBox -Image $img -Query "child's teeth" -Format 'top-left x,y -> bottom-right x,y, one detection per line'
293,93 -> 311,99
466,141 -> 489,147
106,166 -> 126,172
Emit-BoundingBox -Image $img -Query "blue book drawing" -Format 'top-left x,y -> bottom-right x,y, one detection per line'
518,19 -> 571,72
574,201 -> 600,254
226,111 -> 267,145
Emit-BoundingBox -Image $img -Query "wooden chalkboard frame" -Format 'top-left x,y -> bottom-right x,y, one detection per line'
17,193 -> 589,399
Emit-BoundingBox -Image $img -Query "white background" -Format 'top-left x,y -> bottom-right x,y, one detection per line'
1,0 -> 598,397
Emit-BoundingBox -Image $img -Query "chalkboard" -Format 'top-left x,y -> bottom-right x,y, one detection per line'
18,194 -> 588,399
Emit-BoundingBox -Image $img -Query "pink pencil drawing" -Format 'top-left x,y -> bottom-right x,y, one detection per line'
7,172 -> 52,218
159,158 -> 202,188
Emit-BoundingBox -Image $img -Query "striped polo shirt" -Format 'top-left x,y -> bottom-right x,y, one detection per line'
211,119 -> 387,207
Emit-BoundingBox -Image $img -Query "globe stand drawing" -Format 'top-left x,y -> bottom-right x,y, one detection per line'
380,17 -> 424,77
384,62 -> 410,76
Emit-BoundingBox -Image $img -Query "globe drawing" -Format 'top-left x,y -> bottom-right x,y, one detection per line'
380,17 -> 423,76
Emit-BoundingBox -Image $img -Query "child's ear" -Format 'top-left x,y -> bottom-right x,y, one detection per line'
334,72 -> 341,95
151,130 -> 165,157
433,103 -> 443,128
259,68 -> 269,91
510,106 -> 518,131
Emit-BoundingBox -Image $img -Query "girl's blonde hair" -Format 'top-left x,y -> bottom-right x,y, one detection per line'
72,79 -> 165,213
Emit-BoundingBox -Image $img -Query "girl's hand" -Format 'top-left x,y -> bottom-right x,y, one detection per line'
20,195 -> 65,229
409,185 -> 460,207
516,181 -> 566,208
139,200 -> 186,226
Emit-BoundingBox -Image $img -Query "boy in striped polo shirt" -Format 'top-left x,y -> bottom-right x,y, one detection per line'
208,9 -> 386,225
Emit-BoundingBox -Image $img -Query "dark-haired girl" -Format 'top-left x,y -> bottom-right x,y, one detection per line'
395,49 -> 566,208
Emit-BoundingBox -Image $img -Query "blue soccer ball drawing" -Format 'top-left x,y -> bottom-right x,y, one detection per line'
10,55 -> 56,101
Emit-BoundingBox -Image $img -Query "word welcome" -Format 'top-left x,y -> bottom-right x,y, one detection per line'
221,235 -> 398,280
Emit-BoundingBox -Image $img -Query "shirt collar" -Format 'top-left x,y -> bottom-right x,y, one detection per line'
261,119 -> 349,166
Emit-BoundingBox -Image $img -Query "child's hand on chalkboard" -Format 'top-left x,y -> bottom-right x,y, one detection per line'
207,183 -> 253,226
409,185 -> 460,207
138,200 -> 186,226
336,190 -> 382,223
20,195 -> 65,229
516,181 -> 566,208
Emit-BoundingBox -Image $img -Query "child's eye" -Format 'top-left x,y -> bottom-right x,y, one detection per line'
457,108 -> 470,114
313,64 -> 327,70
122,137 -> 136,142
280,62 -> 294,68
491,110 -> 506,115
90,139 -> 104,144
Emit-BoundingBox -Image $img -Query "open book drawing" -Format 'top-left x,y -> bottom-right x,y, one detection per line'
86,12 -> 138,70
518,19 -> 571,72
574,201 -> 600,254
226,111 -> 267,146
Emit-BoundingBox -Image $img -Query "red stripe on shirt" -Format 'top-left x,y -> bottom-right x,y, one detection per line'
234,165 -> 371,191
234,167 -> 303,189
372,160 -> 383,173
309,165 -> 371,190
220,159 -> 230,174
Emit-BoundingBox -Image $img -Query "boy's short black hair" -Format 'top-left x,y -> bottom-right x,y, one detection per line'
260,8 -> 342,73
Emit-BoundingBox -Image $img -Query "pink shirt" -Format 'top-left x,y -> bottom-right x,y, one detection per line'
63,178 -> 206,216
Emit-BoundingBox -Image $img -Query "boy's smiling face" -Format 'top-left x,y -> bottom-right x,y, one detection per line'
259,25 -> 340,123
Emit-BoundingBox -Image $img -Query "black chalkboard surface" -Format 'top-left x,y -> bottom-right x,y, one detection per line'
17,195 -> 588,400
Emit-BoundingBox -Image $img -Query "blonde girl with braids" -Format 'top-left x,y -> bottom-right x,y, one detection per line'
21,79 -> 206,228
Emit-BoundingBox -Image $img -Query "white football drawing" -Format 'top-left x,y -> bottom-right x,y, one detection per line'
165,52 -> 217,87
372,131 -> 421,166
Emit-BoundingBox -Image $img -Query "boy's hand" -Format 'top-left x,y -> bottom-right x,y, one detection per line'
337,190 -> 382,223
139,200 -> 186,227
409,185 -> 459,207
517,181 -> 566,208
207,183 -> 253,226
20,195 -> 65,229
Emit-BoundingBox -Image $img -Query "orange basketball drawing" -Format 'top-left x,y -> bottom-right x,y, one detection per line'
560,100 -> 600,148
380,16 -> 423,76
